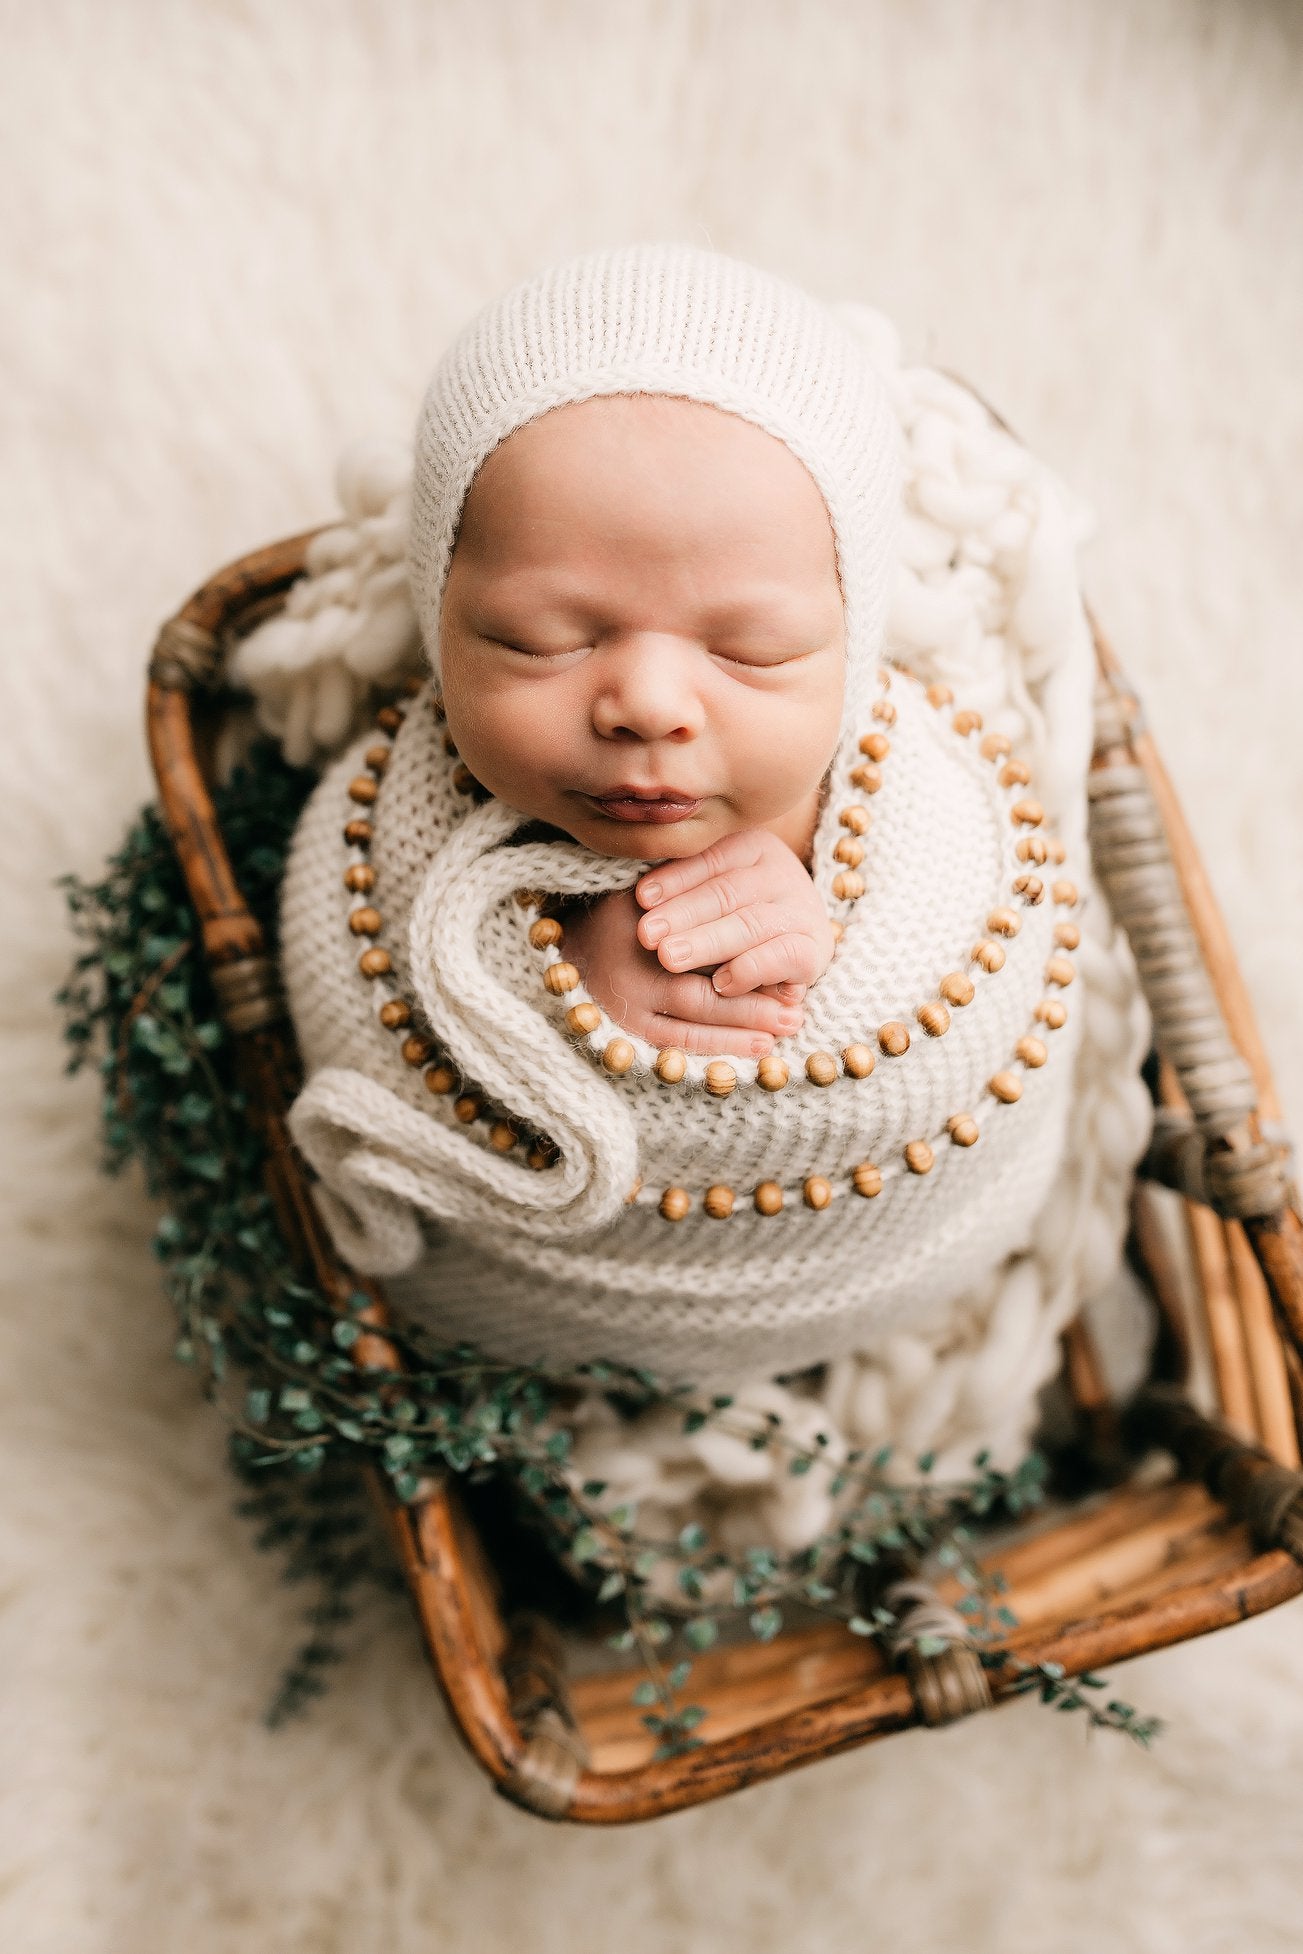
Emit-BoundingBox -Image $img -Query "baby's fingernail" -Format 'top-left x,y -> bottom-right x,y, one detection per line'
776,1011 -> 802,1033
640,880 -> 662,904
751,1035 -> 774,1057
664,936 -> 689,963
642,917 -> 668,945
712,970 -> 732,993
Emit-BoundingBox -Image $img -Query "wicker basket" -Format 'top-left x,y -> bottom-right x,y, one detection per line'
145,520 -> 1303,1826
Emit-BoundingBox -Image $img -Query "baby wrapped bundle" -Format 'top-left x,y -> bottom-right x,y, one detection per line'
238,242 -> 1153,1543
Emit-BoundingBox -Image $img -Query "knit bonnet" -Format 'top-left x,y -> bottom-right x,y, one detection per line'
406,240 -> 904,775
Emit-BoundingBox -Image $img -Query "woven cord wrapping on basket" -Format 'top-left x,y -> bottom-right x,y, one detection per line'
1088,671 -> 1289,1222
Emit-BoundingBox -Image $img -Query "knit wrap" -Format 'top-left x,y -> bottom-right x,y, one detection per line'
281,660 -> 1084,1386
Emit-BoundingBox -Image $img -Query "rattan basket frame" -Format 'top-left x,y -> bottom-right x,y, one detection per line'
144,519 -> 1303,1825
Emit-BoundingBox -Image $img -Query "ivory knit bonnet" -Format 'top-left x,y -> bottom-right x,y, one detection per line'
406,240 -> 904,761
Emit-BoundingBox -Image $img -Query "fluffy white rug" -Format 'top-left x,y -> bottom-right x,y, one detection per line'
6,3 -> 1302,1948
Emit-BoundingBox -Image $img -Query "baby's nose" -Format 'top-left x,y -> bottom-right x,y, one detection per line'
589,635 -> 707,742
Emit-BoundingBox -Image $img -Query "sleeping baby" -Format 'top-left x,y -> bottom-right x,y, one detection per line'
237,242 -> 1152,1538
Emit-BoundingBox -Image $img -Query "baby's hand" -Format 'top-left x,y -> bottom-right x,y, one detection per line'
636,827 -> 836,1011
559,884 -> 803,1063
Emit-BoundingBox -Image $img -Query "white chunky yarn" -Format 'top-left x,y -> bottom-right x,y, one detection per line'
235,245 -> 1154,1561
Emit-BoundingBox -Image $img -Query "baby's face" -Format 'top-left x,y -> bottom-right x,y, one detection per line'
437,394 -> 846,863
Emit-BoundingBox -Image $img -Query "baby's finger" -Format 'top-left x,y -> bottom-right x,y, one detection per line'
711,933 -> 819,997
657,971 -> 803,1037
653,902 -> 797,977
642,1017 -> 776,1059
637,864 -> 769,948
634,830 -> 766,910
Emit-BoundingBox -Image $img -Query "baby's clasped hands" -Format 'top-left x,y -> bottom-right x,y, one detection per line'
564,827 -> 837,1059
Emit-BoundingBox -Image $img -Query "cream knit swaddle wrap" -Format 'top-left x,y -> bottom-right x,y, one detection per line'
274,242 -> 1096,1388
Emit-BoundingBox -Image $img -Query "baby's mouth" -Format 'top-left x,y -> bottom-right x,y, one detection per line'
584,789 -> 704,825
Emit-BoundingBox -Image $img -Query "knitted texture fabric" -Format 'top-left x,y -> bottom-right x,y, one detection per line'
280,657 -> 1083,1384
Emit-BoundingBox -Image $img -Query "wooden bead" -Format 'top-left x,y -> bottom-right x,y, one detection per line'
858,731 -> 891,762
872,699 -> 897,725
803,1176 -> 833,1210
378,998 -> 411,1029
1045,956 -> 1076,988
348,775 -> 378,805
344,863 -> 376,892
838,805 -> 871,834
805,1051 -> 838,1086
343,819 -> 373,847
1035,999 -> 1069,1030
514,888 -> 542,909
878,1020 -> 910,1056
972,939 -> 1006,973
828,920 -> 845,944
566,1002 -> 602,1035
527,1141 -> 559,1171
952,708 -> 982,737
842,1043 -> 876,1079
543,961 -> 580,995
852,1162 -> 883,1198
602,1038 -> 636,1075
1016,1036 -> 1048,1069
989,1070 -> 1023,1103
754,1181 -> 784,1215
947,1114 -> 980,1148
1052,879 -> 1079,907
939,972 -> 975,1007
999,760 -> 1032,788
529,917 -> 565,949
625,1177 -> 643,1204
660,1187 -> 691,1222
926,682 -> 953,708
904,1141 -> 934,1175
705,1061 -> 736,1097
348,905 -> 382,937
1054,921 -> 1081,951
424,1064 -> 456,1095
832,871 -> 865,901
1016,834 -> 1049,865
1048,839 -> 1068,864
849,764 -> 883,795
916,1001 -> 951,1038
375,705 -> 405,734
980,732 -> 1012,761
401,674 -> 425,697
655,1047 -> 687,1084
489,1121 -> 518,1152
756,1056 -> 789,1092
1010,798 -> 1044,828
364,744 -> 391,774
704,1184 -> 735,1219
1012,874 -> 1044,905
986,907 -> 1021,938
453,1094 -> 482,1123
401,1034 -> 433,1068
452,764 -> 478,794
833,836 -> 865,866
357,947 -> 391,978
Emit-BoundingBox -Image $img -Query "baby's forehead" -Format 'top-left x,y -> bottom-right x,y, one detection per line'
454,393 -> 840,586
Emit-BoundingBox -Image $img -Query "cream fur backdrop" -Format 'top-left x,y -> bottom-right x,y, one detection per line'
5,2 -> 1303,1949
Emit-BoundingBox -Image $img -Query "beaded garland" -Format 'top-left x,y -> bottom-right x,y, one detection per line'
339,669 -> 1082,1220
